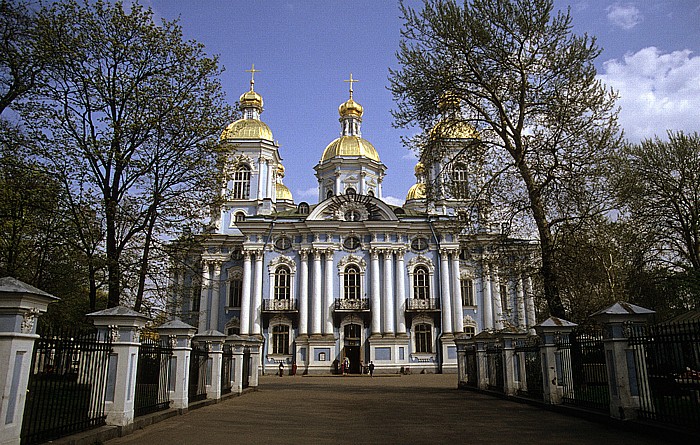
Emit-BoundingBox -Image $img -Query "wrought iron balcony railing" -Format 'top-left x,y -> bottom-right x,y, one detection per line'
334,298 -> 370,311
405,298 -> 440,311
262,299 -> 298,312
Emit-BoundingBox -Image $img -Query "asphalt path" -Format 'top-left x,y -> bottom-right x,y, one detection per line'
106,373 -> 675,445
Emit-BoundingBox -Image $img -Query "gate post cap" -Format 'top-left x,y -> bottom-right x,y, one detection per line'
0,277 -> 59,334
157,318 -> 196,338
194,329 -> 226,342
591,302 -> 655,324
87,306 -> 149,329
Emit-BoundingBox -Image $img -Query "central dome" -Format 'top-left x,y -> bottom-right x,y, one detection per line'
220,119 -> 273,141
321,135 -> 380,162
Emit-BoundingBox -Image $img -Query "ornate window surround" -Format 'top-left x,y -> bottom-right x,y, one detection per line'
267,256 -> 297,301
337,254 -> 367,300
224,316 -> 240,336
407,256 -> 435,301
225,267 -> 243,309
460,270 -> 476,307
269,315 -> 293,357
410,314 -> 435,357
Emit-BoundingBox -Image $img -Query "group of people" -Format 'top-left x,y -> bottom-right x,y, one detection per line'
278,359 -> 375,377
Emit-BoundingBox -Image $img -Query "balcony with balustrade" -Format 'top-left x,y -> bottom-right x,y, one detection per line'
405,298 -> 440,312
334,298 -> 370,313
262,299 -> 298,313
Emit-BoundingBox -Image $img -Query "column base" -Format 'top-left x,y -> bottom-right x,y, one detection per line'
440,334 -> 458,374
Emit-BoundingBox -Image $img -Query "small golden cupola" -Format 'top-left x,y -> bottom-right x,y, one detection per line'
406,161 -> 427,201
320,73 -> 380,162
429,91 -> 478,140
276,163 -> 293,202
221,64 -> 274,141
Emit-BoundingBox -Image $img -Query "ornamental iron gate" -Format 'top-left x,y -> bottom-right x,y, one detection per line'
515,336 -> 543,400
189,343 -> 209,402
134,337 -> 173,417
556,327 -> 609,411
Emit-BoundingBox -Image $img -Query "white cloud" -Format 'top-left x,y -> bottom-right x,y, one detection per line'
296,187 -> 317,198
606,3 -> 643,29
598,47 -> 700,142
382,195 -> 404,207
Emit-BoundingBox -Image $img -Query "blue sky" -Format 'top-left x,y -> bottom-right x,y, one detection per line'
142,0 -> 700,206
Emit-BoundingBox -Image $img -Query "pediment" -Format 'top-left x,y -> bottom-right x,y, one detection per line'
306,194 -> 399,222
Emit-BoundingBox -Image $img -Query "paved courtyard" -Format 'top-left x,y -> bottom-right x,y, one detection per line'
107,374 -> 673,445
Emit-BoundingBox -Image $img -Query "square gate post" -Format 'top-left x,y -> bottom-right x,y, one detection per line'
246,337 -> 263,389
591,302 -> 655,420
454,334 -> 470,388
226,335 -> 245,394
193,330 -> 226,400
88,307 -> 149,428
534,317 -> 577,405
473,331 -> 492,390
0,278 -> 58,445
501,329 -> 528,396
157,319 -> 196,410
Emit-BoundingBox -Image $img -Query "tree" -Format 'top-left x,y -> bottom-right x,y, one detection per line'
613,131 -> 700,313
390,0 -> 619,318
25,0 -> 231,309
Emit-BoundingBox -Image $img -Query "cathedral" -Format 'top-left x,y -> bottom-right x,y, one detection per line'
169,70 -> 539,375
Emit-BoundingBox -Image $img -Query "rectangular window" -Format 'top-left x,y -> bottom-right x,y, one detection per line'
272,325 -> 290,355
229,279 -> 242,307
461,279 -> 474,306
415,324 -> 432,353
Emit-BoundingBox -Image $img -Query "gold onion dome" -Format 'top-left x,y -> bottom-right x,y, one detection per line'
339,98 -> 363,118
415,162 -> 426,176
277,163 -> 285,177
220,119 -> 273,141
276,183 -> 293,201
239,89 -> 263,111
406,182 -> 426,200
429,119 -> 478,140
321,136 -> 380,162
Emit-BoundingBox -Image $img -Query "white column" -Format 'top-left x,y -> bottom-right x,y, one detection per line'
334,172 -> 341,195
265,159 -> 272,198
492,265 -> 503,330
370,249 -> 381,335
359,172 -> 366,195
383,249 -> 395,335
311,250 -> 322,335
451,252 -> 464,333
324,249 -> 334,335
256,158 -> 264,200
198,261 -> 210,332
516,276 -> 526,328
240,252 -> 252,335
299,250 -> 309,335
482,263 -> 493,330
439,250 -> 453,334
209,261 -> 222,331
395,249 -> 407,335
525,276 -> 536,329
252,251 -> 264,335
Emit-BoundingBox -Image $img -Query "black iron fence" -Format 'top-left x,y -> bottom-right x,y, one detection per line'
21,328 -> 112,445
221,344 -> 233,395
189,343 -> 209,402
556,328 -> 609,411
242,348 -> 251,389
134,336 -> 173,417
485,343 -> 504,392
464,346 -> 478,387
629,320 -> 700,431
515,336 -> 543,400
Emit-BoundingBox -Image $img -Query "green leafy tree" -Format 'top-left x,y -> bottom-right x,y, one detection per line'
25,0 -> 231,309
390,0 -> 619,318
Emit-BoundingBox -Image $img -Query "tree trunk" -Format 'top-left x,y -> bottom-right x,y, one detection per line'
134,206 -> 157,312
105,196 -> 120,307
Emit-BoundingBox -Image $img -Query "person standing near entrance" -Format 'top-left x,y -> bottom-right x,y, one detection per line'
369,361 -> 375,377
343,357 -> 349,375
279,362 -> 284,377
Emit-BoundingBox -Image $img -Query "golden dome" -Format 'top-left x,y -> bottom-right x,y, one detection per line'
276,183 -> 293,201
239,89 -> 263,110
429,119 -> 478,140
321,136 -> 380,162
220,119 -> 273,141
406,182 -> 426,200
415,162 -> 426,176
339,98 -> 363,118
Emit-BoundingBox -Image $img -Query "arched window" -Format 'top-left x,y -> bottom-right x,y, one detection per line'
344,265 -> 361,300
234,211 -> 245,222
413,266 -> 430,300
463,325 -> 475,337
274,266 -> 291,300
346,187 -> 356,195
461,278 -> 474,306
451,163 -> 468,198
326,190 -> 334,199
367,190 -> 374,197
415,323 -> 432,353
231,165 -> 251,199
298,202 -> 309,214
272,324 -> 290,355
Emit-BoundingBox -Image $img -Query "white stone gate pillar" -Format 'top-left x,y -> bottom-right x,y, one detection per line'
157,319 -> 196,410
534,317 -> 577,405
0,278 -> 58,445
193,330 -> 227,400
88,307 -> 149,428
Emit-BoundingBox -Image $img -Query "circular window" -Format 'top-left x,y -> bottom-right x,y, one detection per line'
411,237 -> 429,252
231,250 -> 244,261
274,236 -> 292,251
343,236 -> 361,250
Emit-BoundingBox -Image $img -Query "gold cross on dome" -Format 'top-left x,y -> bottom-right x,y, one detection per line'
344,73 -> 359,99
246,64 -> 260,90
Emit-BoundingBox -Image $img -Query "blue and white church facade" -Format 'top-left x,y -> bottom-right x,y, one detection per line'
169,74 -> 539,375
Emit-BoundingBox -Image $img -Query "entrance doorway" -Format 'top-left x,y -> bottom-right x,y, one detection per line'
343,324 -> 362,374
